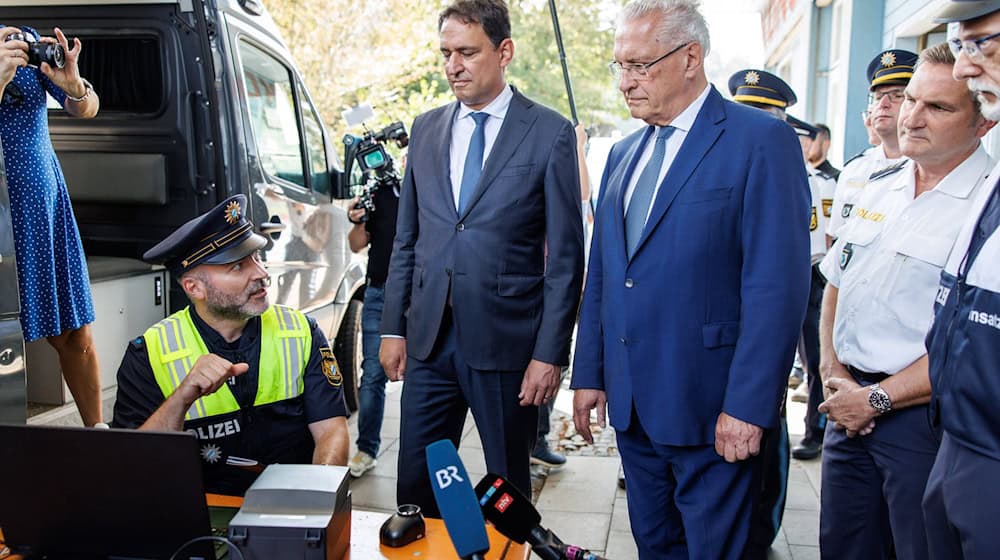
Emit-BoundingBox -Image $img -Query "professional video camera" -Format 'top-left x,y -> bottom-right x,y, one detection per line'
342,114 -> 408,223
4,30 -> 65,69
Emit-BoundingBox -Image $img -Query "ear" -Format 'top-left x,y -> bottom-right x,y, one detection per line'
180,274 -> 205,301
976,115 -> 997,138
683,42 -> 704,78
498,37 -> 514,70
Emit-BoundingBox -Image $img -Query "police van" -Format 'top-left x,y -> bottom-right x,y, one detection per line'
0,0 -> 368,423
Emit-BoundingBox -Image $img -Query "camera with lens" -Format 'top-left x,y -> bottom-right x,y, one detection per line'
343,121 -> 408,222
5,30 -> 66,69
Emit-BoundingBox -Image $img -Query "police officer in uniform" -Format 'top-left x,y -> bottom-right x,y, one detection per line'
922,3 -> 1000,558
727,69 -> 823,557
112,195 -> 350,495
827,49 -> 916,240
816,43 -> 995,560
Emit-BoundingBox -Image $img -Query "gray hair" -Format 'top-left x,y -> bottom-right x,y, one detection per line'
618,0 -> 711,56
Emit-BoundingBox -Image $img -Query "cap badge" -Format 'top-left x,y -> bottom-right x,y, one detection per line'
881,52 -> 896,68
224,200 -> 242,225
744,70 -> 760,85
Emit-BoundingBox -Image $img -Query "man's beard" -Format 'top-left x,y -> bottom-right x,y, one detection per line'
204,278 -> 269,321
968,78 -> 1000,121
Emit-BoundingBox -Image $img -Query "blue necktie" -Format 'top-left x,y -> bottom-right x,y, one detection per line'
458,112 -> 490,215
626,126 -> 675,258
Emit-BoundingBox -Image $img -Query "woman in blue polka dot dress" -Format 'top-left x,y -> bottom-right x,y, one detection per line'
0,25 -> 103,426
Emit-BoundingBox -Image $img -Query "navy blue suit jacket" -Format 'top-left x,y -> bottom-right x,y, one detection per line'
381,88 -> 584,371
571,87 -> 811,445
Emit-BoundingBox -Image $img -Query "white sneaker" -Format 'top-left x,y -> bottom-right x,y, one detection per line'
348,451 -> 377,478
791,380 -> 810,403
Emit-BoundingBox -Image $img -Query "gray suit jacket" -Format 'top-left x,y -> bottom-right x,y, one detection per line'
381,87 -> 584,371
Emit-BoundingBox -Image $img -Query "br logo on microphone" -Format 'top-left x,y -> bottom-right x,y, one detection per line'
434,465 -> 465,489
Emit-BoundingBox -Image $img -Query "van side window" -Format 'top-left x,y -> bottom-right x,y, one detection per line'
238,40 -> 306,188
299,83 -> 330,196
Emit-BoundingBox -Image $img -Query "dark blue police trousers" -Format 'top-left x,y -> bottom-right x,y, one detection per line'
820,401 -> 939,560
395,311 -> 537,518
922,432 -> 1000,559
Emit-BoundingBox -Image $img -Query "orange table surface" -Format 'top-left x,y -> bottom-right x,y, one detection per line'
208,493 -> 528,560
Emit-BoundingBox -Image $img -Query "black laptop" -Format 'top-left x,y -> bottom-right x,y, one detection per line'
0,424 -> 214,559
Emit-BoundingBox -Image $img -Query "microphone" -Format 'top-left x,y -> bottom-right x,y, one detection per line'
425,440 -> 490,560
475,473 -> 609,560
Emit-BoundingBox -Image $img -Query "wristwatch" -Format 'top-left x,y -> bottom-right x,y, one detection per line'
867,383 -> 892,415
65,78 -> 94,102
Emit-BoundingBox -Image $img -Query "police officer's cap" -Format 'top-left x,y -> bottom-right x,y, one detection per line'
786,115 -> 819,140
143,194 -> 267,276
933,0 -> 1000,23
867,49 -> 918,91
728,69 -> 797,109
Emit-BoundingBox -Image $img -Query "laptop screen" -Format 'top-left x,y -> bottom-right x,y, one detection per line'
0,424 -> 214,559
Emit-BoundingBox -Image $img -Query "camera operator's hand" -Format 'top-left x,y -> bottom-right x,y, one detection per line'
39,28 -> 97,118
0,27 -> 28,90
348,196 -> 366,225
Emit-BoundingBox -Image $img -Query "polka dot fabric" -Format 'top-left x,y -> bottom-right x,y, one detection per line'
1,26 -> 94,341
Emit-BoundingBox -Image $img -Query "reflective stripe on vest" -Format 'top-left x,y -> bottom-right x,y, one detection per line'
144,306 -> 311,421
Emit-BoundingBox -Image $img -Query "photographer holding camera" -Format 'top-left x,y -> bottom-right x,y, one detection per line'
1,25 -> 103,426
346,138 -> 403,479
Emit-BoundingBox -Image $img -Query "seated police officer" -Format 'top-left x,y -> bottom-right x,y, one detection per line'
112,195 -> 350,495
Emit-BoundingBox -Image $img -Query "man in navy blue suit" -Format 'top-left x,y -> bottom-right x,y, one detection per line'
379,0 -> 584,518
570,1 -> 811,557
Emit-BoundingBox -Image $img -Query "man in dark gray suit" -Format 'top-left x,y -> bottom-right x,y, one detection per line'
379,0 -> 584,517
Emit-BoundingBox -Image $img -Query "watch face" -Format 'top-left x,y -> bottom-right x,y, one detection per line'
869,387 -> 892,414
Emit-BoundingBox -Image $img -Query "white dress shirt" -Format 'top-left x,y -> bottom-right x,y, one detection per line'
820,146 -> 993,374
623,84 -> 712,225
449,85 -> 514,211
827,145 -> 904,238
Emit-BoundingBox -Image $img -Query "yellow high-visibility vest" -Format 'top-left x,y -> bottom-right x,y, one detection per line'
144,305 -> 312,421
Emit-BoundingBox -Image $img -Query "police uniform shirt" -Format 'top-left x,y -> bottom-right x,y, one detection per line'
819,146 -> 993,374
928,161 -> 1000,458
808,165 -> 837,263
112,307 -> 347,491
826,145 -> 904,238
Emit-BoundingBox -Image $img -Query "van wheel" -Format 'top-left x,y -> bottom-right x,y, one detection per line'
334,299 -> 364,413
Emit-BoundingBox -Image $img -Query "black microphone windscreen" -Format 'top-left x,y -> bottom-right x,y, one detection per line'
474,473 -> 541,544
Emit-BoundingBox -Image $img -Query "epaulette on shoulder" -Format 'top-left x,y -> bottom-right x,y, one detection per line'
843,150 -> 867,167
868,160 -> 907,182
815,169 -> 835,181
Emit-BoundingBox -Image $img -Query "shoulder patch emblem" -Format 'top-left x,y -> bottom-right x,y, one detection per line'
840,243 -> 854,270
810,207 -> 818,231
822,198 -> 833,218
842,202 -> 854,219
320,346 -> 343,387
868,160 -> 907,182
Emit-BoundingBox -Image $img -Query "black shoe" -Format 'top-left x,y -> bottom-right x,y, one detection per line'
531,444 -> 567,467
617,474 -> 626,490
791,439 -> 823,460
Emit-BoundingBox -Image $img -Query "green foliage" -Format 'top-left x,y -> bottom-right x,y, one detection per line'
268,0 -> 629,156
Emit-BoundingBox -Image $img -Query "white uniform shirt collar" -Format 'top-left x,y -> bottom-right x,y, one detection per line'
890,144 -> 989,199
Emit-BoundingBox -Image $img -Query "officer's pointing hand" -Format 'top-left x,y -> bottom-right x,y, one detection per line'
177,354 -> 249,405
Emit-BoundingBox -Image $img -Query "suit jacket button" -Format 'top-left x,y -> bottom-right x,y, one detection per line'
625,278 -> 634,288
619,337 -> 627,345
456,223 -> 465,231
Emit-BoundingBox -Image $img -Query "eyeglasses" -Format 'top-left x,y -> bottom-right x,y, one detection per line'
608,42 -> 692,80
948,30 -> 1000,62
1,83 -> 23,107
869,88 -> 905,104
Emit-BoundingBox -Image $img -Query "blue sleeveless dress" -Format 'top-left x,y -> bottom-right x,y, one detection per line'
0,31 -> 95,341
